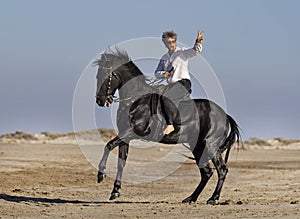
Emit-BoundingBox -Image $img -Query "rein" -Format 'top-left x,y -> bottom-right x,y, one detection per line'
110,77 -> 165,104
104,71 -> 166,104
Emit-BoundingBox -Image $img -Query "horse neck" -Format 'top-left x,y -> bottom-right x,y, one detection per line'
118,72 -> 152,100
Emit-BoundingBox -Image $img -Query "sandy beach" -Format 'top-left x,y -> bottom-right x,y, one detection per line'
0,134 -> 299,218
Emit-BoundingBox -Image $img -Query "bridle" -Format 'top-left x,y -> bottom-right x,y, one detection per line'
99,66 -> 117,103
100,55 -> 116,99
106,70 -> 114,97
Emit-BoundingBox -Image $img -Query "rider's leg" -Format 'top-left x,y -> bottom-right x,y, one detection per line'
161,96 -> 176,135
161,79 -> 191,135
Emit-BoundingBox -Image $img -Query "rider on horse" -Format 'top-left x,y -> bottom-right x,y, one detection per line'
155,30 -> 204,135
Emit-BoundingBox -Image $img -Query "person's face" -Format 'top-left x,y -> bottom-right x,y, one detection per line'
164,37 -> 177,53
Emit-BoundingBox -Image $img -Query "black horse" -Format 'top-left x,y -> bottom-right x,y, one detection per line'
95,48 -> 241,204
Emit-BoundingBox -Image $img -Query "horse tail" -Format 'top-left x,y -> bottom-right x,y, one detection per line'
222,115 -> 242,164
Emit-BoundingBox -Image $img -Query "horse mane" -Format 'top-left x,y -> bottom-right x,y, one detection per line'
95,47 -> 148,78
93,47 -> 130,69
94,47 -> 162,87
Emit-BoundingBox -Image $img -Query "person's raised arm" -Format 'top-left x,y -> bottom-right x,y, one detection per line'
182,29 -> 204,58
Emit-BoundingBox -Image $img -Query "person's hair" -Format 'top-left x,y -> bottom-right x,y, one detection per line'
162,31 -> 177,43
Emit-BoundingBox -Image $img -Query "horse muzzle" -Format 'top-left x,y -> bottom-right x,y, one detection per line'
96,95 -> 113,107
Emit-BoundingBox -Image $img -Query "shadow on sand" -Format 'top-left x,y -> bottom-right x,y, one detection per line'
0,193 -> 153,205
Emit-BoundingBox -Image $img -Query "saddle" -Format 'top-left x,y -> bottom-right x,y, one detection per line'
154,84 -> 195,125
146,87 -> 198,143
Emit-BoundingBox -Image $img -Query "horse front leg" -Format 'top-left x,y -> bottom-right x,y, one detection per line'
97,136 -> 122,183
109,143 -> 129,200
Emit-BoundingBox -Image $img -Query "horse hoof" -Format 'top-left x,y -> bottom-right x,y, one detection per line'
207,199 -> 217,205
97,171 -> 106,183
109,192 -> 120,200
182,196 -> 195,203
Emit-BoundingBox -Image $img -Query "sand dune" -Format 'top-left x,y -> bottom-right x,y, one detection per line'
0,129 -> 116,145
1,130 -> 300,150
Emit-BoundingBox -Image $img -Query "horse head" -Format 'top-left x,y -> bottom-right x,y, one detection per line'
94,49 -> 130,107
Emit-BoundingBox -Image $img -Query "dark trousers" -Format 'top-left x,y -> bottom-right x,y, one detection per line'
161,79 -> 191,125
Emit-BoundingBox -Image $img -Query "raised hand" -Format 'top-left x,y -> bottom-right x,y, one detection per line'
196,30 -> 204,43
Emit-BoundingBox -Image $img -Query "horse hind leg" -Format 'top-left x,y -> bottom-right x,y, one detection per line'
207,151 -> 228,205
182,163 -> 213,203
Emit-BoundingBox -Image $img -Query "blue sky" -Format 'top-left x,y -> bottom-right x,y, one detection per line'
1,0 -> 299,139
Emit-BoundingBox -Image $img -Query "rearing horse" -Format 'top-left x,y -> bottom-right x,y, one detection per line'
95,49 -> 241,204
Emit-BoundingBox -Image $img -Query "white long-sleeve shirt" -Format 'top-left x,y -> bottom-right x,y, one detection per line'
155,42 -> 202,83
